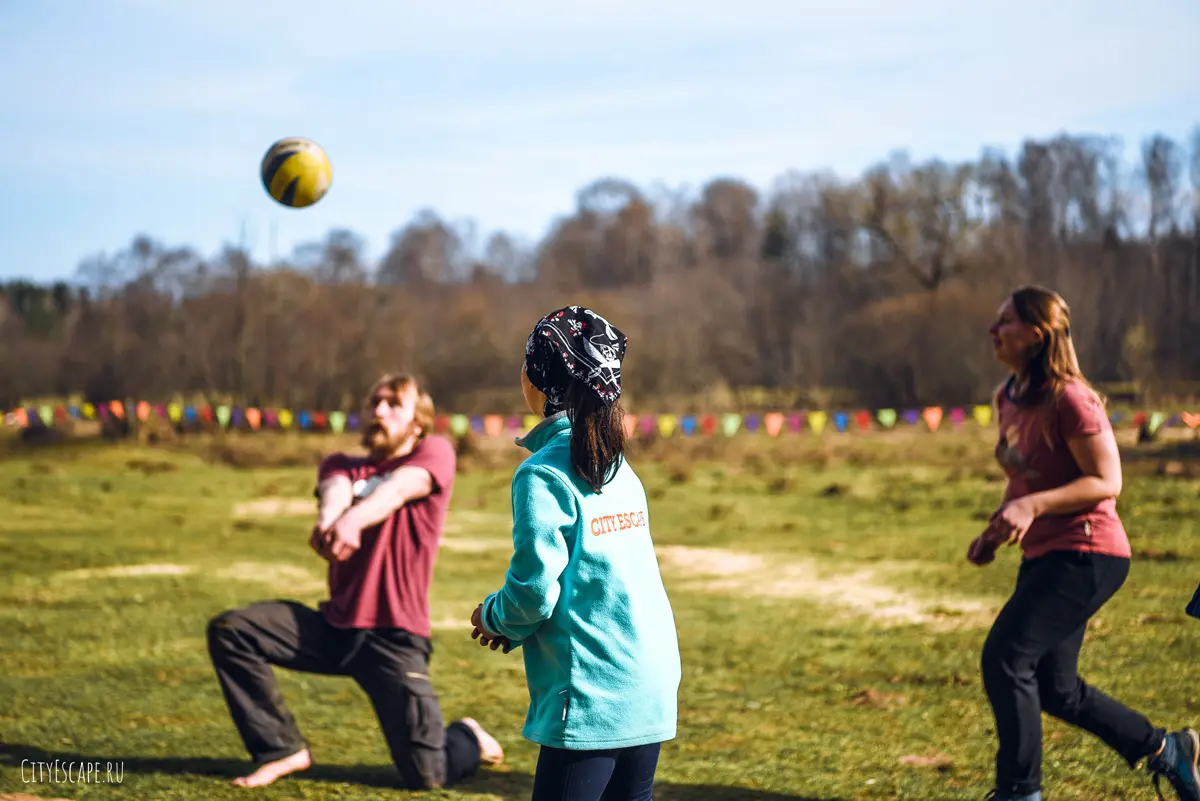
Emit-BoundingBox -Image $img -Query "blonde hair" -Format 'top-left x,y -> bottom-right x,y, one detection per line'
1007,285 -> 1104,406
365,373 -> 435,438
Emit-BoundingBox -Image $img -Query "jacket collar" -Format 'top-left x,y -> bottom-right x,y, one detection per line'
515,411 -> 570,453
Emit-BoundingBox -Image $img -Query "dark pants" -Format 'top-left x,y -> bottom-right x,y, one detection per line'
981,551 -> 1165,796
531,742 -> 661,801
206,600 -> 480,790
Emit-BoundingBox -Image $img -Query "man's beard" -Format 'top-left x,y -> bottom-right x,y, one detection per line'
362,420 -> 417,457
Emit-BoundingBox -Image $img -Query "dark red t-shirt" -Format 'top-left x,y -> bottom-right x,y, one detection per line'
315,435 -> 457,636
994,378 -> 1130,560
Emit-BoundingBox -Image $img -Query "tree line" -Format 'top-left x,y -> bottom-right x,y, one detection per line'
3,128 -> 1199,415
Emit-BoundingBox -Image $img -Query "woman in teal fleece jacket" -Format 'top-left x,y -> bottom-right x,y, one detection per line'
470,306 -> 681,801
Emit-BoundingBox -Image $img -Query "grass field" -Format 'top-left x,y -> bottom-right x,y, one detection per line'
1,429 -> 1199,800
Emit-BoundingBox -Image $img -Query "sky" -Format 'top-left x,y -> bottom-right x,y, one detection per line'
1,0 -> 1198,281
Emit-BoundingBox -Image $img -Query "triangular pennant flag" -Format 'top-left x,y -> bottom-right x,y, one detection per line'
1133,412 -> 1148,427
263,409 -> 278,428
298,411 -> 313,430
347,413 -> 361,431
434,415 -> 450,434
972,405 -> 992,426
38,406 -> 53,426
313,412 -> 328,429
833,412 -> 849,432
1148,412 -> 1165,435
788,412 -> 805,432
245,408 -> 262,430
876,408 -> 897,428
329,411 -> 346,433
680,415 -> 696,436
922,407 -> 943,431
525,415 -> 542,434
469,416 -> 485,434
277,409 -> 294,429
216,405 -> 232,427
54,405 -> 68,424
109,400 -> 125,419
657,414 -> 678,437
449,415 -> 469,436
701,414 -> 718,436
720,414 -> 741,437
764,412 -> 784,437
81,402 -> 96,419
98,405 -> 110,421
622,414 -> 637,439
484,415 -> 504,437
153,402 -> 166,420
14,409 -> 29,427
167,403 -> 182,423
68,405 -> 81,419
231,407 -> 244,427
902,409 -> 920,426
744,414 -> 761,433
136,401 -> 151,422
949,407 -> 965,427
808,410 -> 828,434
200,406 -> 215,424
1182,412 -> 1200,430
639,415 -> 657,437
505,415 -> 522,432
854,410 -> 872,431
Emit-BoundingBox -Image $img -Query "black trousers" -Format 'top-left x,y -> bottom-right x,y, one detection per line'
206,600 -> 480,790
531,742 -> 661,801
981,551 -> 1165,796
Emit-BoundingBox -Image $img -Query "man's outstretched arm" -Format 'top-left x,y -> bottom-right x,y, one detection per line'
316,474 -> 354,531
336,467 -> 433,530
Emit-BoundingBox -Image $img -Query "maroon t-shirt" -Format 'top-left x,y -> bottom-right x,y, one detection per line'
315,435 -> 457,636
994,378 -> 1130,560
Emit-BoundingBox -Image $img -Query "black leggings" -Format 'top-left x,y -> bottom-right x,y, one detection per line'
531,742 -> 661,801
981,551 -> 1164,796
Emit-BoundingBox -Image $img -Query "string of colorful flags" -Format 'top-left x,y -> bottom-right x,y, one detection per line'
4,401 -> 1199,437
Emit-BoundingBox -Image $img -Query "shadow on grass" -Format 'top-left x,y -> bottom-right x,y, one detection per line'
0,742 -> 839,800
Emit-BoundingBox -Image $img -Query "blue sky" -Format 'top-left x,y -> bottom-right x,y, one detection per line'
1,0 -> 1197,281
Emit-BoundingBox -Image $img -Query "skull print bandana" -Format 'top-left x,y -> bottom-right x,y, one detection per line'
524,306 -> 627,415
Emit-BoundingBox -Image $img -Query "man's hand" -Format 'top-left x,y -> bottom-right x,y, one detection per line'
327,516 -> 363,562
470,603 -> 513,654
309,525 -> 334,562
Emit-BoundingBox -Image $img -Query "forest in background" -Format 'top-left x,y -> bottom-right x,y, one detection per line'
3,128 -> 1198,414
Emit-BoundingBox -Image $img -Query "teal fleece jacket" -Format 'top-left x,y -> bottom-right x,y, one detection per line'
482,412 -> 681,750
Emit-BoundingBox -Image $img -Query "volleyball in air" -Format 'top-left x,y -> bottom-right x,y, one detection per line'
260,137 -> 332,208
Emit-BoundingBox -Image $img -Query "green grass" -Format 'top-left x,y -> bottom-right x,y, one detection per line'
1,431 -> 1199,800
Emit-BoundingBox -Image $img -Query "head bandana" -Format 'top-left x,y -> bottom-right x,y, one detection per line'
524,306 -> 627,416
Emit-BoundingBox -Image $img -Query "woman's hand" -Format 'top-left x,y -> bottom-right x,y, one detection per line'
988,497 -> 1037,547
470,604 -> 514,654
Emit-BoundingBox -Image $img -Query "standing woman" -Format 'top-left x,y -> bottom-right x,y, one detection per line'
470,306 -> 681,801
968,285 -> 1199,801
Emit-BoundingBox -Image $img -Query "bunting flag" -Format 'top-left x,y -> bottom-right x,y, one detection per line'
5,401 -> 1196,442
973,405 -> 992,426
764,412 -> 784,437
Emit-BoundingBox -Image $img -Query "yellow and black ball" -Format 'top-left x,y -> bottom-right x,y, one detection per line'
260,137 -> 332,208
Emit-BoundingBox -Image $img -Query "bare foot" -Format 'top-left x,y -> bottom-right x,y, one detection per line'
461,717 -> 504,766
231,748 -> 312,787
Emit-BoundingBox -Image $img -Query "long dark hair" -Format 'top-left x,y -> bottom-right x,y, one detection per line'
563,378 -> 626,493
